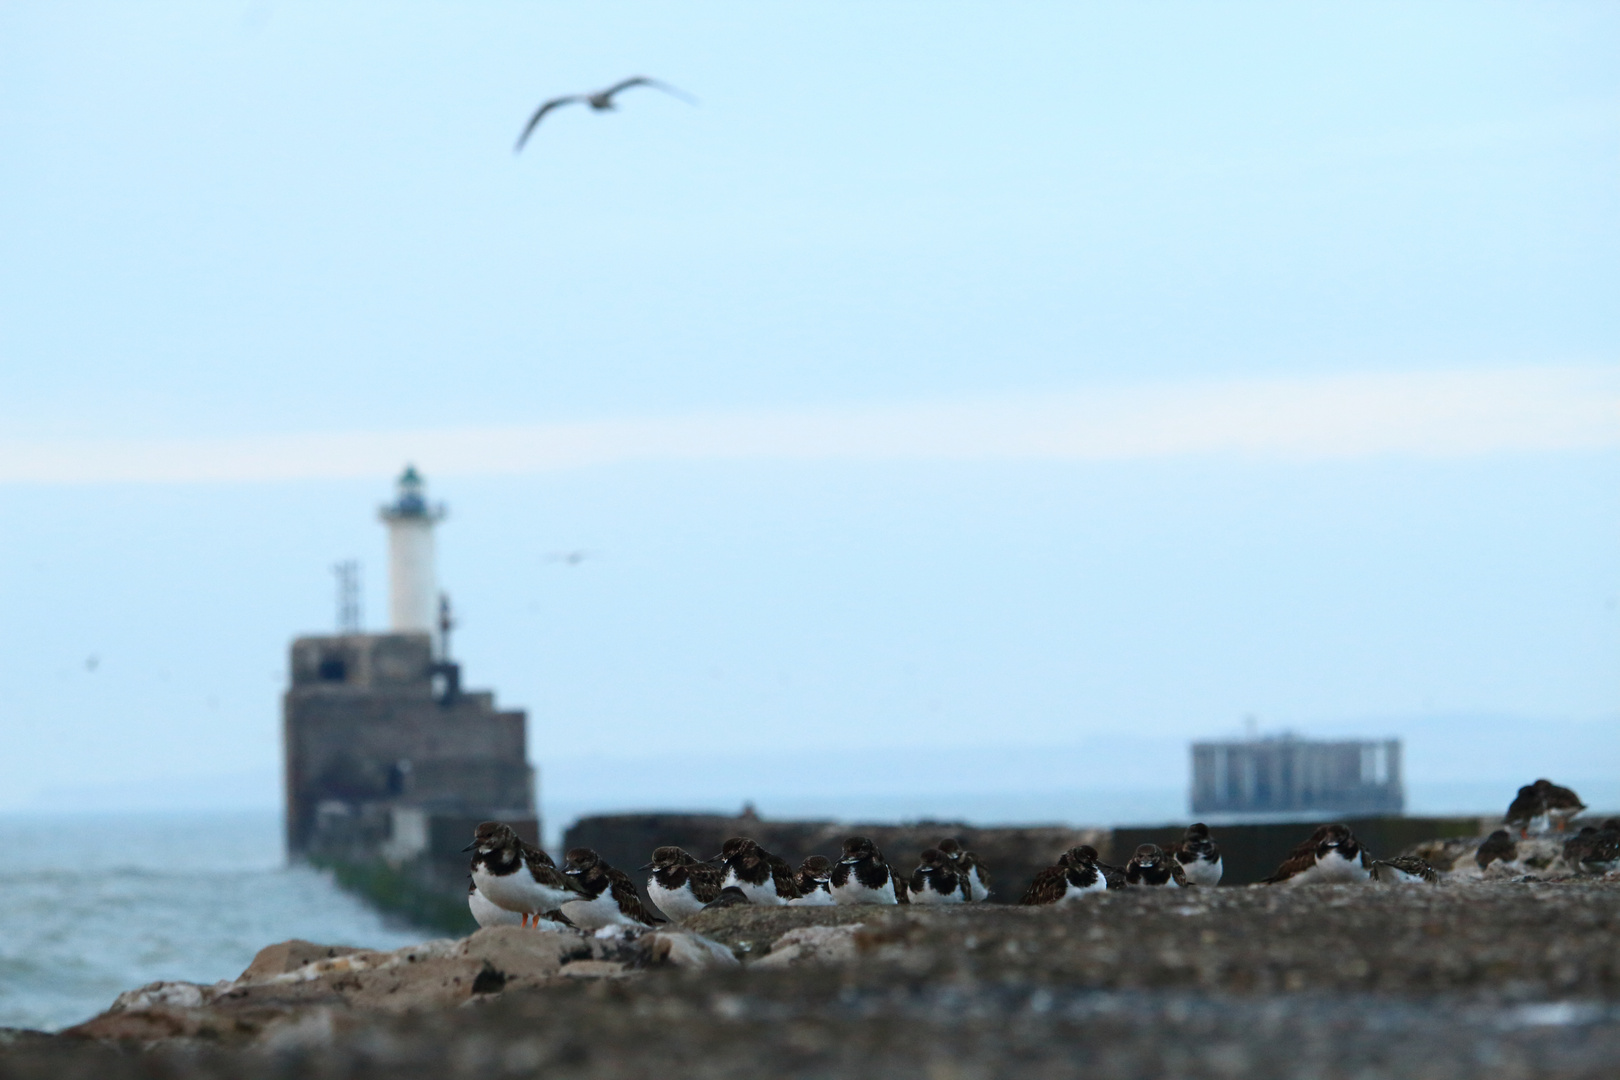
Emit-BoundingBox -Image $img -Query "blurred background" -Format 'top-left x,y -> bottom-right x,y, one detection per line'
1,1 -> 1616,1029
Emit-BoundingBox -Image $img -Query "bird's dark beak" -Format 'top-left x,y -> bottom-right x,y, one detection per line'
638,862 -> 654,871
707,853 -> 725,863
461,842 -> 477,852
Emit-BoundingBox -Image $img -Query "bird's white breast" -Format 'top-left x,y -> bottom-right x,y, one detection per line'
967,869 -> 990,902
787,887 -> 836,907
832,876 -> 896,906
648,879 -> 707,921
1291,848 -> 1369,885
1059,875 -> 1107,902
473,865 -> 542,913
722,869 -> 787,906
909,879 -> 963,905
561,890 -> 637,930
468,887 -> 524,928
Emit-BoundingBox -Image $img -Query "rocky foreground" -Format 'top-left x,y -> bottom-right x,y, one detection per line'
4,866 -> 1620,1079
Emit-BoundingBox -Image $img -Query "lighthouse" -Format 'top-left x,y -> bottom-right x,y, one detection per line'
379,465 -> 446,652
283,465 -> 536,918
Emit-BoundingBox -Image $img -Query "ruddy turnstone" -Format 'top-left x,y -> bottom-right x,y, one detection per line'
467,878 -> 524,929
937,838 -> 991,901
1124,843 -> 1188,887
907,848 -> 965,905
1262,823 -> 1373,885
1504,784 -> 1549,837
1019,844 -> 1109,904
1371,855 -> 1440,884
1475,829 -> 1519,870
1535,779 -> 1587,832
1562,820 -> 1620,875
704,886 -> 754,909
561,847 -> 659,929
956,852 -> 990,901
464,821 -> 586,927
1170,823 -> 1223,887
641,845 -> 724,921
831,836 -> 900,905
711,837 -> 800,905
788,855 -> 836,906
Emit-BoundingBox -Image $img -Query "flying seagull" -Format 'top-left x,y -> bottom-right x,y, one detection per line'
515,76 -> 695,152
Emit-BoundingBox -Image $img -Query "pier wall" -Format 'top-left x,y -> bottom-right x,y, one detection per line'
317,810 -> 1500,934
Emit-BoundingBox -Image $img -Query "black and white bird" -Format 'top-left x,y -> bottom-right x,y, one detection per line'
788,855 -> 836,907
561,847 -> 660,930
1124,843 -> 1189,888
1536,779 -> 1588,832
1563,820 -> 1620,875
464,821 -> 585,926
1170,823 -> 1223,887
1371,855 -> 1441,884
703,886 -> 754,909
831,836 -> 901,905
1263,823 -> 1373,885
514,76 -> 695,152
1020,845 -> 1110,904
712,837 -> 800,905
936,838 -> 991,901
1475,829 -> 1519,871
1504,783 -> 1549,837
907,848 -> 965,905
642,845 -> 723,921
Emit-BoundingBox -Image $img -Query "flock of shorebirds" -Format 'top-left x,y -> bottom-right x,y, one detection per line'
464,778 -> 1617,931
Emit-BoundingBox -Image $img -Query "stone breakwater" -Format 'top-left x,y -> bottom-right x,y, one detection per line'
53,926 -> 739,1046
3,848 -> 1619,1079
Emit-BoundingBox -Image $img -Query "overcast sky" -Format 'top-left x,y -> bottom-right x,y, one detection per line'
1,3 -> 1616,825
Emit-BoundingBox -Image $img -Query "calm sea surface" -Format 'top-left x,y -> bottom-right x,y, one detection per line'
0,811 -> 429,1032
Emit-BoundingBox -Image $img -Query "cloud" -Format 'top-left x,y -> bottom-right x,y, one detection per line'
3,365 -> 1616,485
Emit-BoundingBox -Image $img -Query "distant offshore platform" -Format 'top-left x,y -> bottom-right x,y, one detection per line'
282,468 -> 538,928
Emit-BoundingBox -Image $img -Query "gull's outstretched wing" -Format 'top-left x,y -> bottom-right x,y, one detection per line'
600,76 -> 698,106
515,95 -> 583,152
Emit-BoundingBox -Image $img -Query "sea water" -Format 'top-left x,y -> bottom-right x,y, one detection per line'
0,811 -> 429,1032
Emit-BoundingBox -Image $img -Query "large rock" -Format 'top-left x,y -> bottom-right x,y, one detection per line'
234,939 -> 366,984
750,923 -> 866,967
61,925 -> 737,1047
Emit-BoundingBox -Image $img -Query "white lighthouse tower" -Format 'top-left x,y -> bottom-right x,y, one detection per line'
379,465 -> 446,652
